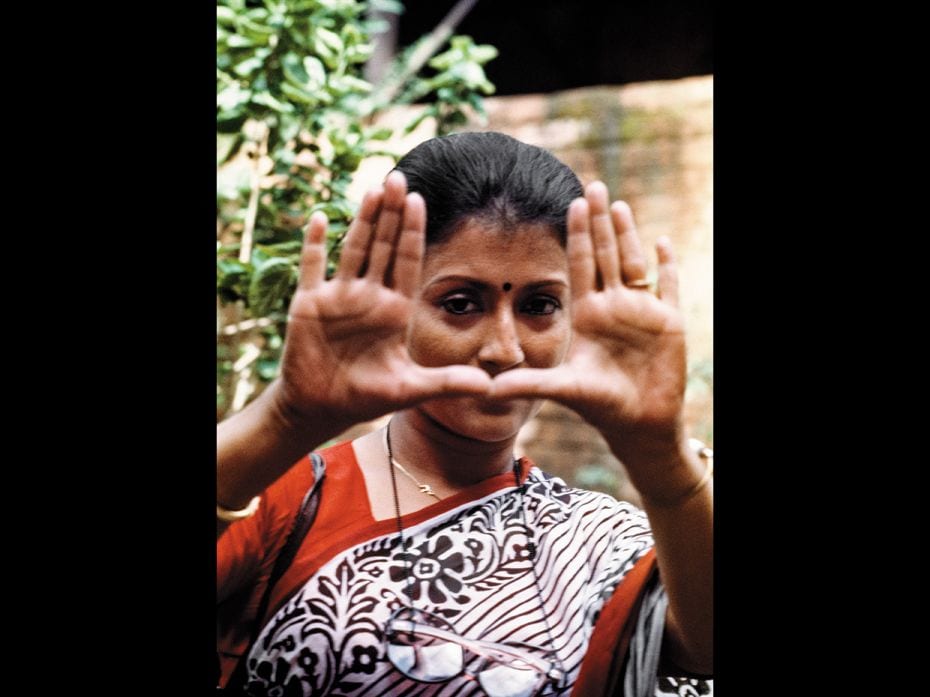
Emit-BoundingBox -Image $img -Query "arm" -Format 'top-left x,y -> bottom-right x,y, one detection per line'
608,434 -> 713,674
217,172 -> 492,539
489,181 -> 712,674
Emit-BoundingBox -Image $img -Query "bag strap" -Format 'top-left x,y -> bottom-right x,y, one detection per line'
223,452 -> 327,692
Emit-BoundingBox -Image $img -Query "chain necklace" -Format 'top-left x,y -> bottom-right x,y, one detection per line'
384,419 -> 562,676
382,426 -> 441,500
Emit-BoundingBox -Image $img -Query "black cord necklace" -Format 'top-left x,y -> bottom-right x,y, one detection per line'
384,419 -> 562,671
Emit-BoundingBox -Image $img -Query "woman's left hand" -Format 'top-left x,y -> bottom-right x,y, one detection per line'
490,181 -> 689,480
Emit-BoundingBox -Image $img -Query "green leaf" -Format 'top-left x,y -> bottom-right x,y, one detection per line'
233,56 -> 264,77
243,7 -> 269,22
217,258 -> 250,279
216,108 -> 247,134
268,12 -> 286,29
248,257 -> 296,316
310,199 -> 356,220
217,258 -> 251,298
251,91 -> 294,113
470,44 -> 499,64
449,62 -> 490,90
466,90 -> 487,116
314,27 -> 343,62
226,34 -> 256,48
280,81 -> 318,105
238,23 -> 272,44
216,6 -> 237,26
445,109 -> 468,126
334,74 -> 372,93
303,57 -> 327,87
366,126 -> 393,141
282,51 -> 310,85
404,106 -> 436,135
256,240 -> 303,255
345,43 -> 374,63
450,35 -> 472,51
233,56 -> 265,77
272,149 -> 295,169
217,84 -> 251,110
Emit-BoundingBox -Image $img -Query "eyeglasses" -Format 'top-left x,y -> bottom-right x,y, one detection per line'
384,606 -> 565,697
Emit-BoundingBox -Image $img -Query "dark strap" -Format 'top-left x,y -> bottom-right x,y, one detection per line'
222,452 -> 326,692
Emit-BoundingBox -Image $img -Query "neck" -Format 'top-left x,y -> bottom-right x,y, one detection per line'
387,409 -> 518,491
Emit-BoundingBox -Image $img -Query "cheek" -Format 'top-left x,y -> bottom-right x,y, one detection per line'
521,319 -> 572,367
406,308 -> 474,367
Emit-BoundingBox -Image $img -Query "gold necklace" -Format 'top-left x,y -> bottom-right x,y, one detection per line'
382,425 -> 442,501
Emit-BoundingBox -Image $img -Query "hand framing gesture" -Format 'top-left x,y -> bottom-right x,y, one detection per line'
275,171 -> 492,429
490,181 -> 689,473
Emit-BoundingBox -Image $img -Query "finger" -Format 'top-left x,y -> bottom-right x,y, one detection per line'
656,236 -> 680,308
567,198 -> 595,299
586,181 -> 621,287
401,364 -> 493,403
366,170 -> 407,281
336,188 -> 383,280
297,211 -> 328,291
488,365 -> 578,401
392,193 -> 426,298
610,200 -> 648,284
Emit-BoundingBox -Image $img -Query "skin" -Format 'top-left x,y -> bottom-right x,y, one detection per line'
217,170 -> 713,675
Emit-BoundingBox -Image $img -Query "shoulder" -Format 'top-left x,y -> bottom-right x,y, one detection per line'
220,439 -> 356,561
525,466 -> 649,526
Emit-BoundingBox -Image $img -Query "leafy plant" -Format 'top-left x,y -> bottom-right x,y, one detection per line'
217,0 -> 497,419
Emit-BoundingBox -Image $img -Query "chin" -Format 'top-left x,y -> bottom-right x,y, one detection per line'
419,396 -> 538,443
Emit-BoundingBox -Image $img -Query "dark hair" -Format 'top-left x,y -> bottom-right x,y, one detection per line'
393,131 -> 583,246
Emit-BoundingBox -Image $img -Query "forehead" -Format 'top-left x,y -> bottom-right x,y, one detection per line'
421,222 -> 568,282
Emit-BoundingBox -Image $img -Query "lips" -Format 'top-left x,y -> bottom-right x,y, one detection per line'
476,397 -> 520,415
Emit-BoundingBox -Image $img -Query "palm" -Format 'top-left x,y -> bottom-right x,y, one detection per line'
490,182 -> 689,450
557,284 -> 686,432
276,173 -> 491,426
284,281 -> 414,412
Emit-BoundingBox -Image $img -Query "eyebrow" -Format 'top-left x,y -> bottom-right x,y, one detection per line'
425,275 -> 568,291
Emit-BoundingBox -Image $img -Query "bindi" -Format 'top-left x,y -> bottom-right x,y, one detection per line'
502,282 -> 512,292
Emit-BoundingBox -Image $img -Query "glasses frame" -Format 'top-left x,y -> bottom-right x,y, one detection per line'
384,606 -> 565,694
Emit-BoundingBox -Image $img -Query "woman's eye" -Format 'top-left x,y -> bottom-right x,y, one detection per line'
522,297 -> 561,316
442,296 -> 480,315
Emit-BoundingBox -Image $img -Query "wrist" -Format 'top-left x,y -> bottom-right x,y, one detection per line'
633,438 -> 713,508
265,379 -> 351,449
216,381 -> 348,512
603,420 -> 689,474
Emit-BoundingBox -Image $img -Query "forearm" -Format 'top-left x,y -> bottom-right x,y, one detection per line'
608,436 -> 714,674
216,380 -> 350,538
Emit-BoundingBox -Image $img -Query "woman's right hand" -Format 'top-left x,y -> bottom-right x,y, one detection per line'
269,171 -> 492,435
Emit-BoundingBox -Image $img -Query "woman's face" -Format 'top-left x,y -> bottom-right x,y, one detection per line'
408,220 -> 572,442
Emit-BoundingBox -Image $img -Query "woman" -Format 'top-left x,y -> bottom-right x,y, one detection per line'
217,132 -> 713,696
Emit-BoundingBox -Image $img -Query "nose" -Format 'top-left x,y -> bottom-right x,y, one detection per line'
478,308 -> 524,375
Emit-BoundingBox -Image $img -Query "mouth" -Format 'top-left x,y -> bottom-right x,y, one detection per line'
475,396 -> 522,415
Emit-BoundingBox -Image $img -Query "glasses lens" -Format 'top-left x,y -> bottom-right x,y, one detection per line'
386,608 -> 464,682
477,662 -> 544,697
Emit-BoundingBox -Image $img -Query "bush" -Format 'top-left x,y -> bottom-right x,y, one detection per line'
216,0 -> 497,419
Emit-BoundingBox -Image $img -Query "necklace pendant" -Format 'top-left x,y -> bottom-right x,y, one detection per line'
419,484 -> 433,496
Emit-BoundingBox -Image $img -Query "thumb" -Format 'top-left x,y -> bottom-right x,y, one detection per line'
489,366 -> 578,401
399,364 -> 493,404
